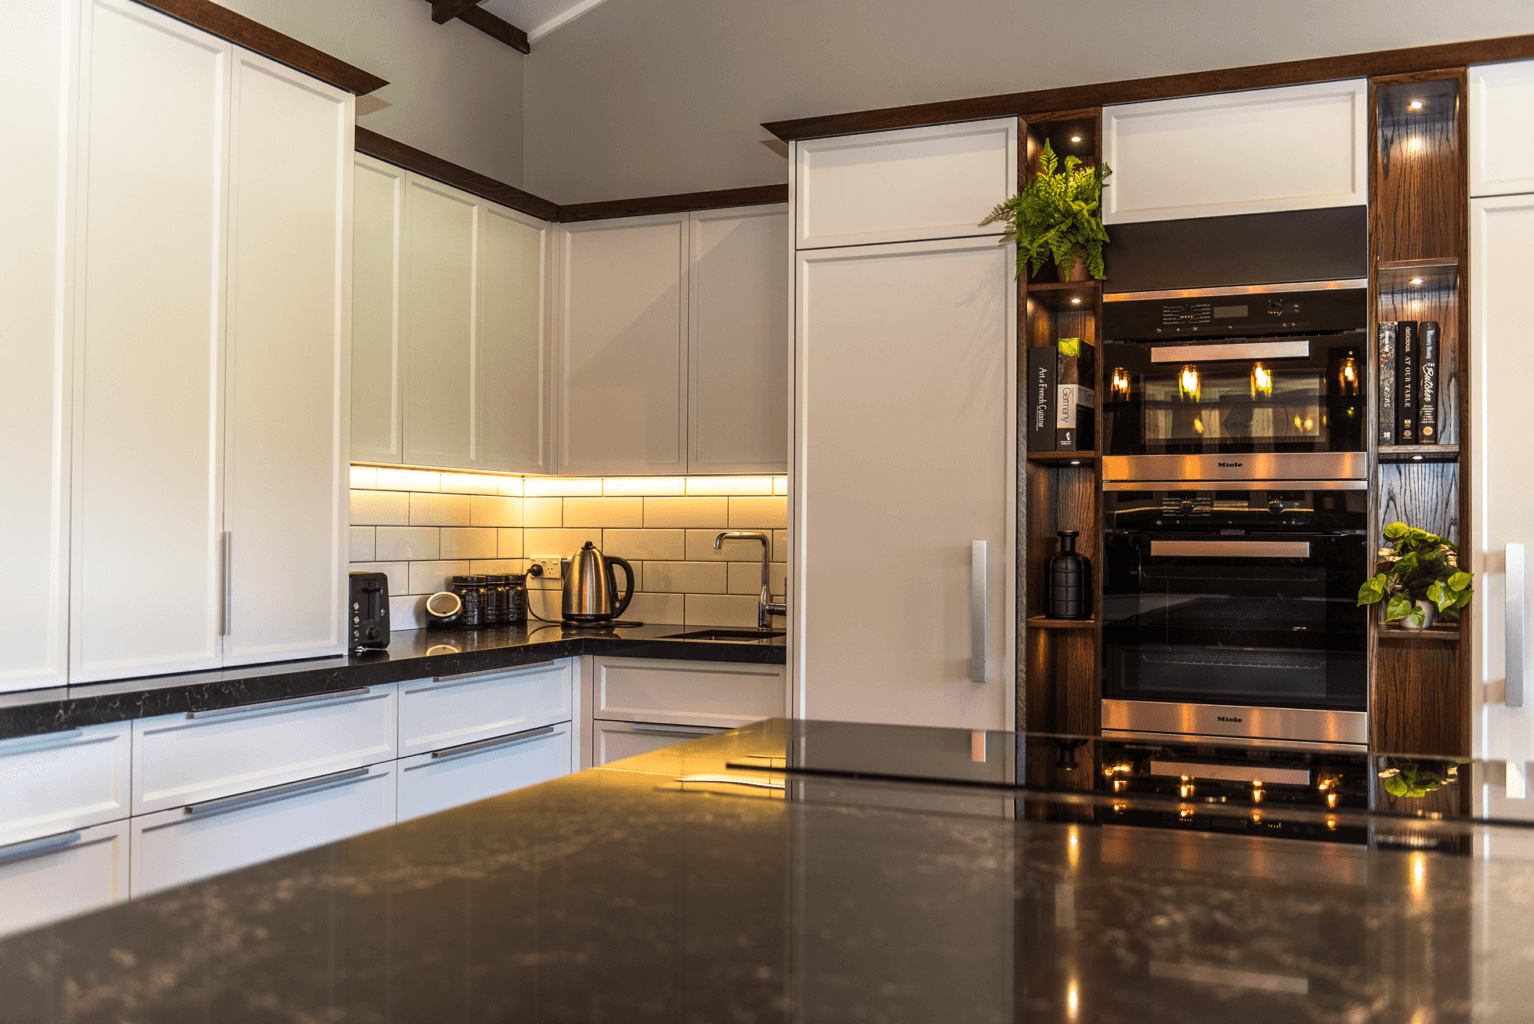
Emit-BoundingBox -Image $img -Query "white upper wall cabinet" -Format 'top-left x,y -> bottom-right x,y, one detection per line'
352,154 -> 405,464
478,204 -> 553,474
557,213 -> 689,475
689,204 -> 789,474
223,49 -> 351,666
1471,60 -> 1534,197
795,118 -> 1017,249
1102,80 -> 1368,224
0,0 -> 76,692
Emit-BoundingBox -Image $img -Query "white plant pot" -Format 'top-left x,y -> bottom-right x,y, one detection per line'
1399,599 -> 1438,630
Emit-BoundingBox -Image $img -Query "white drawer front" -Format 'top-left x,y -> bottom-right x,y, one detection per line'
593,720 -> 724,767
0,818 -> 130,939
397,721 -> 572,822
0,722 -> 131,842
130,762 -> 395,897
131,685 -> 397,815
593,657 -> 784,728
398,659 -> 573,758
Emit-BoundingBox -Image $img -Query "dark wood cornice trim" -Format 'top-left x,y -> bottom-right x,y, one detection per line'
355,127 -> 560,221
455,6 -> 531,54
556,184 -> 789,222
763,32 -> 1534,140
134,0 -> 387,95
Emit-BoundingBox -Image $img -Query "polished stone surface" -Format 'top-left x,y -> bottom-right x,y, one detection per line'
0,622 -> 784,741
3,720 -> 1534,1022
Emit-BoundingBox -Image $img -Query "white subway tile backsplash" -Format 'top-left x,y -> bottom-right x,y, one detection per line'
390,593 -> 428,630
645,496 -> 728,528
685,528 -> 761,562
685,475 -> 773,496
524,477 -> 602,497
408,560 -> 471,596
498,477 -> 525,496
728,561 -> 786,599
376,468 -> 440,492
349,526 -> 375,561
349,466 -> 377,490
350,490 -> 409,526
497,529 -> 524,558
627,591 -> 684,623
441,527 -> 498,560
602,476 -> 685,496
375,526 -> 440,562
470,495 -> 523,527
409,492 -> 470,527
728,496 -> 788,529
773,476 -> 789,496
526,588 -> 562,620
469,559 -> 528,575
684,594 -> 760,628
602,529 -> 686,561
352,561 -> 409,596
773,530 -> 788,563
524,528 -> 602,560
644,561 -> 728,594
440,473 -> 503,495
522,496 -> 563,528
564,497 -> 642,528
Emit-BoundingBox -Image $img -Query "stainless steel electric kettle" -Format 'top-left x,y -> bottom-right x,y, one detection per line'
562,541 -> 635,623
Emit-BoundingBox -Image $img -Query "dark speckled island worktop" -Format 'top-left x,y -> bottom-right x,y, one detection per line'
5,718 -> 1534,1022
0,622 -> 784,740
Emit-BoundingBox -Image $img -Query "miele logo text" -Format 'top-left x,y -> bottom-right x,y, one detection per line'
1217,462 -> 1243,468
1216,715 -> 1243,723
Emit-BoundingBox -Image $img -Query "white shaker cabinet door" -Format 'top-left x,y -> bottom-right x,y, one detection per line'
70,0 -> 230,682
0,0 -> 75,691
223,48 -> 351,666
793,236 -> 1015,731
557,213 -> 689,475
396,721 -> 572,822
352,154 -> 405,463
689,204 -> 789,474
0,819 -> 131,940
402,174 -> 480,469
1470,60 -> 1534,197
478,203 -> 552,473
1102,80 -> 1367,223
1472,195 -> 1534,764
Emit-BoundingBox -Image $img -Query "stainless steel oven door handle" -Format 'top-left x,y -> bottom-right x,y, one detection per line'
970,540 -> 988,683
1509,543 -> 1526,708
1149,340 -> 1312,363
1149,540 -> 1311,559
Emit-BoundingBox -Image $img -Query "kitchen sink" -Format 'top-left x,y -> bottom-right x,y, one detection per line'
659,629 -> 785,642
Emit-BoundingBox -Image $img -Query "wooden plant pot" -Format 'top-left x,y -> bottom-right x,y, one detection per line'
1057,253 -> 1090,283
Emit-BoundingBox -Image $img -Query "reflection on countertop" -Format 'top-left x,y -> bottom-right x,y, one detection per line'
3,719 -> 1534,1022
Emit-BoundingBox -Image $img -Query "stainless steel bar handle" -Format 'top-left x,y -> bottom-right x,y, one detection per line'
1150,340 -> 1311,363
1150,540 -> 1311,559
629,722 -> 720,736
1103,479 -> 1367,492
430,724 -> 556,760
221,531 -> 233,637
181,766 -> 371,817
1509,543 -> 1526,708
971,540 -> 988,683
0,830 -> 83,866
186,686 -> 372,720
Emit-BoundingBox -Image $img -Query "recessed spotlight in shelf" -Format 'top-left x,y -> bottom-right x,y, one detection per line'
1412,454 -> 1424,461
1409,100 -> 1423,110
1070,135 -> 1082,143
1410,277 -> 1424,285
1069,460 -> 1082,466
1071,297 -> 1082,304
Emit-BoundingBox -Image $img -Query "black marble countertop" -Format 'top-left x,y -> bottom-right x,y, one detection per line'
0,622 -> 784,740
4,719 -> 1534,1023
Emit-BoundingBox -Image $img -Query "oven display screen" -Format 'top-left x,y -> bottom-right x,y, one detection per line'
1211,304 -> 1247,318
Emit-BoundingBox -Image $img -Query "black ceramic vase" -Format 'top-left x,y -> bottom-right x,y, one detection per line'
1047,531 -> 1091,620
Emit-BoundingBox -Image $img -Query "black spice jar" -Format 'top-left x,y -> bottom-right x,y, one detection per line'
450,575 -> 488,628
1046,531 -> 1091,620
505,573 -> 529,624
483,575 -> 509,626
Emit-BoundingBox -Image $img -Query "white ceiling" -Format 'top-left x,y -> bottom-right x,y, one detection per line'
480,0 -> 612,43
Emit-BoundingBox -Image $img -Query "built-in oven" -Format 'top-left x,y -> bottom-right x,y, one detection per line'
1100,480 -> 1369,748
1101,282 -> 1368,483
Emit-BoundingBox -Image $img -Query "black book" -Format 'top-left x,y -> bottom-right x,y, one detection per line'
1397,320 -> 1418,444
1027,346 -> 1057,453
1055,338 -> 1096,450
1378,322 -> 1397,446
1418,321 -> 1440,444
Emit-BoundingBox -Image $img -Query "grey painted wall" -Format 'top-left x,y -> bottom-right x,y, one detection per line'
220,0 -> 525,186
523,0 -> 1534,205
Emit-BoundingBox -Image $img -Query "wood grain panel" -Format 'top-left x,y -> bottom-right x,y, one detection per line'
1373,76 -> 1463,263
134,0 -> 386,94
558,185 -> 788,222
764,34 -> 1534,141
1377,463 -> 1459,542
1372,637 -> 1467,755
354,127 -> 559,221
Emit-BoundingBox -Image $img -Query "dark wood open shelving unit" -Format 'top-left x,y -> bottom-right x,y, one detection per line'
1026,617 -> 1096,630
1026,451 -> 1096,463
1379,444 -> 1460,463
1378,625 -> 1463,642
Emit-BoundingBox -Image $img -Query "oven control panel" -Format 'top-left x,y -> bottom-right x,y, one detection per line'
1161,496 -> 1212,516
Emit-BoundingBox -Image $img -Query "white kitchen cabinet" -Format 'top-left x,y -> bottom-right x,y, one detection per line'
131,684 -> 397,815
224,49 -> 351,666
794,119 -> 1017,249
1470,60 -> 1534,197
592,720 -> 724,767
689,204 -> 790,474
557,212 -> 690,475
70,0 -> 230,682
398,659 -> 573,758
478,203 -> 553,473
1102,80 -> 1368,223
0,819 -> 131,939
397,721 -> 572,821
0,723 -> 131,844
0,0 -> 75,692
130,761 -> 394,897
589,657 -> 785,728
1472,194 -> 1534,765
792,234 -> 1014,731
352,154 -> 406,463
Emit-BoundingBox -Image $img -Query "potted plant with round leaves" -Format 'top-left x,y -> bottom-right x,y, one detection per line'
979,140 -> 1111,283
1356,521 -> 1473,629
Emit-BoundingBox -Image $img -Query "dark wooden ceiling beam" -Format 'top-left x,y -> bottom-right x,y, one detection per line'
431,0 -> 485,24
421,0 -> 531,54
356,127 -> 559,221
764,32 -> 1534,140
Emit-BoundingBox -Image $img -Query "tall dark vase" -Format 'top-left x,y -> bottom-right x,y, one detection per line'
1047,530 -> 1091,620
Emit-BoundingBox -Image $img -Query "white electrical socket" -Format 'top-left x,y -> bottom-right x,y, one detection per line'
531,557 -> 562,579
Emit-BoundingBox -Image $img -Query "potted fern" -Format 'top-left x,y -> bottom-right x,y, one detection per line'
1356,522 -> 1473,629
980,140 -> 1111,282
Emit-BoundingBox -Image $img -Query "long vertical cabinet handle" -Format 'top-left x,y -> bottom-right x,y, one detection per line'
222,531 -> 233,637
970,540 -> 988,683
1509,543 -> 1526,708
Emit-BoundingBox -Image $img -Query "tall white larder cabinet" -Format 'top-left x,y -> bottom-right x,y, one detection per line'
1,0 -> 353,689
1470,60 -> 1534,765
790,118 -> 1018,731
